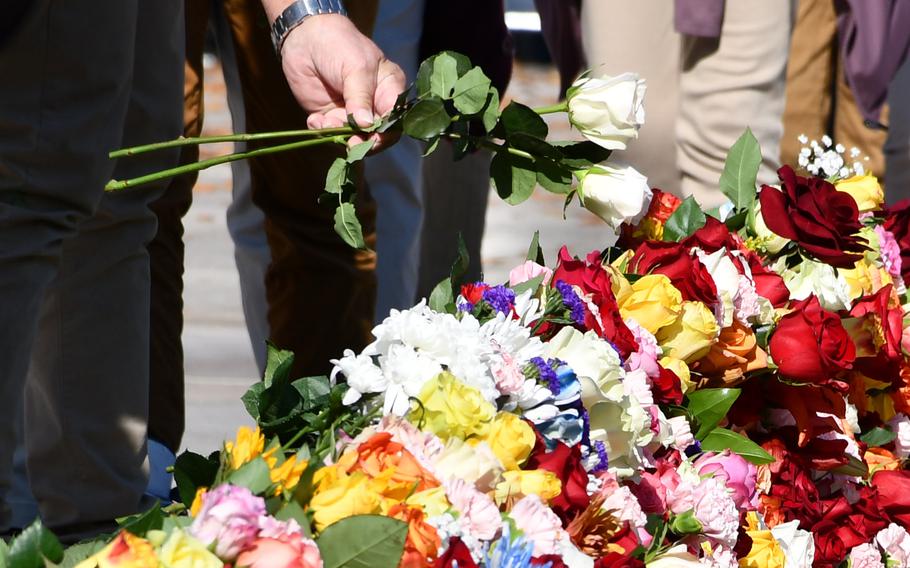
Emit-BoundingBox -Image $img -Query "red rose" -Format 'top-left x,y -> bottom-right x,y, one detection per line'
884,199 -> 910,286
872,470 -> 910,526
460,282 -> 489,306
525,434 -> 590,522
681,216 -> 743,253
594,553 -> 645,568
650,366 -> 683,406
847,285 -> 904,383
758,166 -> 865,268
532,556 -> 567,567
434,538 -> 477,568
744,252 -> 790,308
769,295 -> 855,384
629,241 -> 717,306
812,486 -> 888,568
553,247 -> 638,358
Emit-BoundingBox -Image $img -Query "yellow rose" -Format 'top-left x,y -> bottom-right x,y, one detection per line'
655,301 -> 719,363
660,356 -> 693,394
410,372 -> 496,440
189,487 -> 206,517
841,259 -> 875,299
739,512 -> 786,568
836,173 -> 884,212
481,412 -> 535,470
406,487 -> 452,518
310,467 -> 383,531
224,426 -> 265,470
494,469 -> 562,505
147,530 -> 221,568
616,274 -> 683,335
269,454 -> 308,495
75,531 -> 158,568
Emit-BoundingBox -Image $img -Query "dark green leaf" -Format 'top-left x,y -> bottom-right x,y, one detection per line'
511,274 -> 545,296
334,202 -> 366,249
718,128 -> 762,211
324,158 -> 349,195
495,101 -> 548,139
724,209 -> 748,231
57,540 -> 107,568
415,51 -> 472,98
428,277 -> 454,313
662,196 -> 706,242
449,234 -> 470,284
511,133 -> 562,159
346,140 -> 375,163
317,515 -> 408,568
429,52 -> 459,98
700,428 -> 776,465
292,376 -> 332,411
118,502 -> 164,535
525,230 -> 545,264
535,158 -> 573,194
402,97 -> 451,140
241,381 -> 265,421
452,68 -> 493,115
173,451 -> 219,507
686,388 -> 741,440
226,457 -> 272,494
7,520 -> 63,568
482,89 -> 501,133
861,426 -> 897,447
264,343 -> 295,388
291,460 -> 323,509
832,454 -> 870,477
422,138 -> 440,157
490,151 -> 537,206
551,140 -> 612,169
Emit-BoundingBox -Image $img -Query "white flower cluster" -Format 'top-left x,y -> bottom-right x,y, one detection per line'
797,134 -> 868,180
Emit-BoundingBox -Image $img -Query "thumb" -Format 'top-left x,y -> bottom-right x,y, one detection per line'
343,61 -> 378,128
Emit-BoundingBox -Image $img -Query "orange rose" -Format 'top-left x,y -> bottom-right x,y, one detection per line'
337,433 -> 439,500
893,364 -> 910,416
694,321 -> 767,386
388,504 -> 441,568
865,448 -> 901,474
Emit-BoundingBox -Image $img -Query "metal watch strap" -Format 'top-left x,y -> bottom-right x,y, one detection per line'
270,0 -> 347,56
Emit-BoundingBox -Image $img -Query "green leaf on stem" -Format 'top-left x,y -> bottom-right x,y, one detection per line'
324,158 -> 349,195
264,343 -> 295,389
428,278 -> 454,313
861,426 -> 897,447
402,97 -> 451,140
511,274 -> 545,296
662,196 -> 706,242
58,541 -> 107,568
226,457 -> 272,494
173,451 -> 219,507
495,101 -> 548,139
686,388 -> 741,440
317,515 -> 408,568
275,501 -> 312,537
118,502 -> 164,535
700,427 -> 776,465
334,202 -> 366,249
535,158 -> 573,194
525,230 -> 545,265
241,381 -> 265,420
346,140 -> 375,163
7,520 -> 64,568
482,89 -> 501,133
422,137 -> 440,157
452,68 -> 493,115
491,151 -> 537,206
719,128 -> 762,211
551,140 -> 612,169
415,51 -> 471,98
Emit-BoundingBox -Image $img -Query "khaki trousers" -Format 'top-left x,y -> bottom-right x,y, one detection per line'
148,0 -> 378,452
0,0 -> 183,539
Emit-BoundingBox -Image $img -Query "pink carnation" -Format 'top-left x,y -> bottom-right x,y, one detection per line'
694,450 -> 758,510
601,486 -> 647,530
692,477 -> 739,548
875,225 -> 903,282
875,523 -> 910,566
508,260 -> 553,288
257,516 -> 304,540
444,478 -> 502,541
509,495 -> 566,556
624,319 -> 660,378
189,484 -> 266,561
849,543 -> 885,568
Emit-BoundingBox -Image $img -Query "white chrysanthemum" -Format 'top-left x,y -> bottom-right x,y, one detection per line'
377,344 -> 443,415
331,350 -> 387,406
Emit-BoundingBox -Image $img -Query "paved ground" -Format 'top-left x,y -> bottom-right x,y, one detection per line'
181,59 -> 611,455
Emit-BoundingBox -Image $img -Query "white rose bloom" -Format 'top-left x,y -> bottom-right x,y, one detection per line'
567,72 -> 646,150
696,248 -> 740,328
888,413 -> 910,458
779,258 -> 853,311
545,327 -> 624,403
748,195 -> 790,254
580,162 -> 653,232
771,520 -> 815,568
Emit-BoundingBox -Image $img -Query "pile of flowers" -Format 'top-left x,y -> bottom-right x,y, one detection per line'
14,57 -> 910,568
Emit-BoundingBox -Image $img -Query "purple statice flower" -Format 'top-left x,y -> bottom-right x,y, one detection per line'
457,299 -> 475,312
581,408 -> 591,447
591,441 -> 609,473
482,285 -> 516,315
685,439 -> 702,458
554,280 -> 586,325
529,357 -> 560,394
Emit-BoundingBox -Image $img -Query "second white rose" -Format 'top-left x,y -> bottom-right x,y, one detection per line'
567,72 -> 646,150
579,163 -> 652,232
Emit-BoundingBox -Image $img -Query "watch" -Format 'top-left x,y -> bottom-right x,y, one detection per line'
270,0 -> 347,56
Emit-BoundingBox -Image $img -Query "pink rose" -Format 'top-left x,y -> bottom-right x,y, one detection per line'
508,495 -> 566,556
189,484 -> 266,561
849,543 -> 885,568
508,261 -> 553,288
694,450 -> 758,510
235,536 -> 323,568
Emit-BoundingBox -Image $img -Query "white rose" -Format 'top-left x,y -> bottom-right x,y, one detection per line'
579,163 -> 652,231
771,520 -> 816,568
748,194 -> 789,254
779,258 -> 853,311
545,327 -> 624,403
888,413 -> 910,458
567,72 -> 646,150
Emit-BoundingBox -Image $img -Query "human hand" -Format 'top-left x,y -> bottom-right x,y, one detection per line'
279,14 -> 405,149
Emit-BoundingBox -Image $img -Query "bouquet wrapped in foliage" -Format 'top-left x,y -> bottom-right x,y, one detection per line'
10,53 -> 910,568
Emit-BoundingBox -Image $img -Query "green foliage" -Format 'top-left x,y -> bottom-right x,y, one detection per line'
452,68 -> 492,115
173,451 -> 219,507
719,128 -> 762,211
118,502 -> 164,535
226,457 -> 272,494
428,235 -> 470,313
700,427 -> 776,465
525,230 -> 545,265
6,520 -> 63,568
57,540 -> 107,568
662,196 -> 706,241
861,426 -> 897,447
333,202 -> 365,249
685,388 -> 741,440
317,516 -> 408,568
491,151 -> 537,205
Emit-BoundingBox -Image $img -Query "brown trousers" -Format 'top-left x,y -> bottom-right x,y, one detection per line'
148,0 -> 378,452
780,0 -> 888,179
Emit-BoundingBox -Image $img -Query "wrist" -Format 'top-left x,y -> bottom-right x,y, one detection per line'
269,0 -> 347,56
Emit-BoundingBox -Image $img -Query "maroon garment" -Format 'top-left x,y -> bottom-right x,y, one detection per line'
534,0 -> 586,94
674,0 -> 725,37
419,0 -> 513,95
837,0 -> 910,124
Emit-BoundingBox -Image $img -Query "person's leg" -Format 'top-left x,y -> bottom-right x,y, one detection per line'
416,145 -> 492,299
779,0 -> 836,167
364,0 -> 426,320
214,0 -> 272,374
678,0 -> 796,207
885,57 -> 910,202
580,0 -> 681,195
0,0 -> 139,531
224,0 -> 378,377
23,0 -> 184,541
